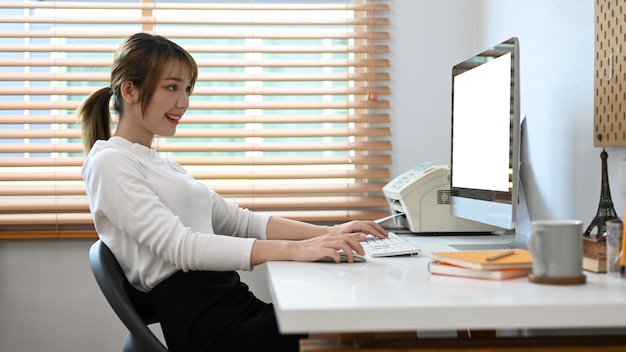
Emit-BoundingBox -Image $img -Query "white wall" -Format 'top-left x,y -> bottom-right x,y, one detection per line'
388,0 -> 479,172
476,0 -> 614,223
0,240 -> 125,351
1,1 -> 617,351
389,0 -> 623,223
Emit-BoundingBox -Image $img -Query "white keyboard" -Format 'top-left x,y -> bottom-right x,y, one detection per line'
361,232 -> 421,257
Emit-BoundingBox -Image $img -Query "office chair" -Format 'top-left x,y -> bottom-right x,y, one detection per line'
89,239 -> 169,352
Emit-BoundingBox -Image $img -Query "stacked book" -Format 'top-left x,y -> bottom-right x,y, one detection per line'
428,249 -> 533,280
582,236 -> 607,273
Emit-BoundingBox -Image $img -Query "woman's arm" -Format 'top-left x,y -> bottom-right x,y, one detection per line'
250,216 -> 388,265
265,216 -> 387,240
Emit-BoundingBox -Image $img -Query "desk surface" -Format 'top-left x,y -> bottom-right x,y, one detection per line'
266,234 -> 626,334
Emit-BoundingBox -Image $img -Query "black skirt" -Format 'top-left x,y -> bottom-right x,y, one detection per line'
148,270 -> 305,352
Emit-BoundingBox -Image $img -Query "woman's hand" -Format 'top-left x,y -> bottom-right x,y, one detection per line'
293,220 -> 388,262
251,231 -> 369,265
256,217 -> 389,265
328,220 -> 388,239
289,231 -> 368,263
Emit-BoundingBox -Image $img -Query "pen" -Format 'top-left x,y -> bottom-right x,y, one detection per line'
486,250 -> 515,261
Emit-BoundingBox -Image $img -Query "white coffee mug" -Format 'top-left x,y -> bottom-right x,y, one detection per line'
528,220 -> 583,278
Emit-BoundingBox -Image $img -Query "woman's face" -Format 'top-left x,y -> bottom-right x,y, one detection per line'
143,60 -> 193,136
118,60 -> 193,147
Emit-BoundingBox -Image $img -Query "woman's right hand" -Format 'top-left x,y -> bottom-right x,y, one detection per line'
251,231 -> 368,266
289,231 -> 367,263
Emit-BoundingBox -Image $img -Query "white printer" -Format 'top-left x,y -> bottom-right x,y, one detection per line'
382,162 -> 499,233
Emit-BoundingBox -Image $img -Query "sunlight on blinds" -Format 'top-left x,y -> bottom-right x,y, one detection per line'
0,0 -> 391,239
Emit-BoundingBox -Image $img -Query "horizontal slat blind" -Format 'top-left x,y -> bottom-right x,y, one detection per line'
0,0 -> 392,239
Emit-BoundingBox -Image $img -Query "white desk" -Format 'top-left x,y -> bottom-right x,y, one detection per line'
267,234 -> 626,335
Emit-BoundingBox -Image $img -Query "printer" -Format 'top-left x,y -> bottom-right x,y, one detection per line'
382,162 -> 498,233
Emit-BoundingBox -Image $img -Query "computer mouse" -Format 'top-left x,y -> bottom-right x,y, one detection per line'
316,252 -> 367,263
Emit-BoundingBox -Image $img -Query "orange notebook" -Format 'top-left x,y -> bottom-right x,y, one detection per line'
429,249 -> 533,271
428,261 -> 532,280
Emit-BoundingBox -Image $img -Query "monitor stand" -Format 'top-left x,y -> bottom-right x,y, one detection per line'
449,181 -> 531,251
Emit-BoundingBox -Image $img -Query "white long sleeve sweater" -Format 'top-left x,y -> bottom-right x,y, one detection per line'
81,136 -> 270,292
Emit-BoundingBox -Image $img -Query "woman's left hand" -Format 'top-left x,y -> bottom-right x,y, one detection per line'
329,220 -> 388,239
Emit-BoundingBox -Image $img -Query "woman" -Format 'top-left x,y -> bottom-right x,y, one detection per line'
79,32 -> 387,352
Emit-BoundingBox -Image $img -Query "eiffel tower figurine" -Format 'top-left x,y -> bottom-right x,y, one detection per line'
584,148 -> 618,238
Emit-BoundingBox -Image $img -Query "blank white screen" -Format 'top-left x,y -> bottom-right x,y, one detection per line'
451,53 -> 511,192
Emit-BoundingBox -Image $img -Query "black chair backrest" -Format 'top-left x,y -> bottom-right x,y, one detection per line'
89,239 -> 168,352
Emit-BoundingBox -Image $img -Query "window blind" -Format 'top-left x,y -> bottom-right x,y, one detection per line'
0,0 -> 392,239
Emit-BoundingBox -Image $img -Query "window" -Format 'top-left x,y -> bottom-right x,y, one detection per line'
0,0 -> 391,239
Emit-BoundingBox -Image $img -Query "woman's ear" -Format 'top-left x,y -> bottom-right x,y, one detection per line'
120,81 -> 139,104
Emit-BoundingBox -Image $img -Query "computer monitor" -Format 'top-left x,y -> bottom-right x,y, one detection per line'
449,37 -> 530,249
